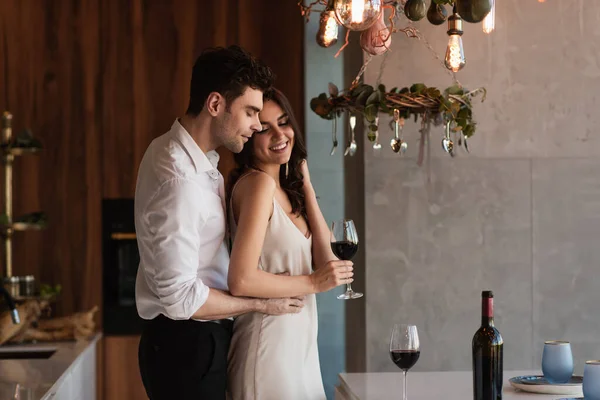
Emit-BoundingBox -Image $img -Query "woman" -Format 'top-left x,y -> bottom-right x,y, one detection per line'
226,88 -> 353,399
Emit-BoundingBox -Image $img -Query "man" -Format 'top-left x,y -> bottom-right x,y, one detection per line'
135,45 -> 303,400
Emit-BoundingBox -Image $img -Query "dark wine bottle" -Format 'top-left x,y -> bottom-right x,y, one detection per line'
472,290 -> 503,400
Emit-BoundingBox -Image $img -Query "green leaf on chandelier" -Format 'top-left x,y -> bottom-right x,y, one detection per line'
445,84 -> 464,96
364,104 -> 378,123
356,88 -> 374,106
463,123 -> 476,138
369,123 -> 378,132
424,87 -> 441,98
410,83 -> 426,94
310,96 -> 333,119
450,101 -> 461,116
328,83 -> 339,97
457,107 -> 471,121
351,83 -> 370,96
366,91 -> 381,105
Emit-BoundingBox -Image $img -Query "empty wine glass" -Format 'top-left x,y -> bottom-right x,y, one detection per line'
330,219 -> 363,300
390,324 -> 420,400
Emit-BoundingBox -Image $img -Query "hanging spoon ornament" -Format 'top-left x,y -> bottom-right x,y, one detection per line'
345,114 -> 357,157
400,123 -> 408,154
373,117 -> 381,150
330,115 -> 338,156
390,109 -> 402,153
442,120 -> 455,156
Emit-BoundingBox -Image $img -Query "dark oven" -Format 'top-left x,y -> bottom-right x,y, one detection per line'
102,199 -> 143,335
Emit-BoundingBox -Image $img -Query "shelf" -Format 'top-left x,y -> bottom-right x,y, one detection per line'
1,146 -> 43,156
10,222 -> 46,231
111,232 -> 136,240
0,114 -> 46,279
1,222 -> 46,233
12,294 -> 57,303
8,147 -> 42,156
0,212 -> 47,232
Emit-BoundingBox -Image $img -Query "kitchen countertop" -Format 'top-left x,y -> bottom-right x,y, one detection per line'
0,333 -> 101,400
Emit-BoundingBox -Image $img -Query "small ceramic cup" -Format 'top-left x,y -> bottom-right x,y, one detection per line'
542,341 -> 574,384
583,360 -> 600,400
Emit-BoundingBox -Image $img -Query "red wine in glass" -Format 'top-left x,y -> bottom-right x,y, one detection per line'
330,219 -> 363,300
390,350 -> 421,371
331,241 -> 358,261
390,324 -> 420,400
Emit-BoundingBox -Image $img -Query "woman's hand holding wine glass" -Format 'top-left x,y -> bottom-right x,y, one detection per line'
309,260 -> 354,293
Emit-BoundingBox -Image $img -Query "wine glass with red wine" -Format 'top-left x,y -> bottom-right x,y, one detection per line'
330,219 -> 363,300
390,324 -> 420,400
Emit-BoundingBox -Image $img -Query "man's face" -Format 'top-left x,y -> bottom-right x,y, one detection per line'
215,87 -> 263,153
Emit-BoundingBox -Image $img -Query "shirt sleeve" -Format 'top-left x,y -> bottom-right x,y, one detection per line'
143,177 -> 210,320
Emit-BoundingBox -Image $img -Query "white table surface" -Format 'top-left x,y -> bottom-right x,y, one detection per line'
336,370 -> 583,400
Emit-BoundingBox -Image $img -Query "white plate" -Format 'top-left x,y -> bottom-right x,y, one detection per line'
509,375 -> 583,396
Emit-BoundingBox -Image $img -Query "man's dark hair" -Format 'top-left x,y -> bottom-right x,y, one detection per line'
186,45 -> 275,116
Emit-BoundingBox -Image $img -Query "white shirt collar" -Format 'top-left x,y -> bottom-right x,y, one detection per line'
170,119 -> 220,173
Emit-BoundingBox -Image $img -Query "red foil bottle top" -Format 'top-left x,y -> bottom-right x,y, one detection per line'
482,297 -> 494,317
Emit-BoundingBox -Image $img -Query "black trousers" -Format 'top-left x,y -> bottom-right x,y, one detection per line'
138,314 -> 233,400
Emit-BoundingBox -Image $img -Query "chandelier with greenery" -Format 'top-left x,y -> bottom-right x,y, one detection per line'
298,0 -> 494,159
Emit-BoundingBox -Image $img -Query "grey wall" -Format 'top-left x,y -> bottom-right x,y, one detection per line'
362,0 -> 600,375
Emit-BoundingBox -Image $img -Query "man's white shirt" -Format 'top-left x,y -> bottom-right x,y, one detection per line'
134,119 -> 229,320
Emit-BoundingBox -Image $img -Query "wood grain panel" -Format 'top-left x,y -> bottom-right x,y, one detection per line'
96,335 -> 105,400
103,335 -> 147,400
237,0 -> 305,135
0,0 -> 44,282
0,0 -> 102,318
101,0 -> 135,199
80,0 -> 103,322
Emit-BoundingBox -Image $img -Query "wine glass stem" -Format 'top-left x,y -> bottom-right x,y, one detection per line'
403,370 -> 407,400
345,282 -> 353,293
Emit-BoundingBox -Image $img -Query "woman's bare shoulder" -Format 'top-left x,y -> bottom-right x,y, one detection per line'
231,170 -> 276,222
234,170 -> 276,198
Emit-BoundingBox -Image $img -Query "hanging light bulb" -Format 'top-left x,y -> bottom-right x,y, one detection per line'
351,0 -> 365,22
316,7 -> 339,48
445,6 -> 466,72
333,0 -> 382,31
482,0 -> 495,34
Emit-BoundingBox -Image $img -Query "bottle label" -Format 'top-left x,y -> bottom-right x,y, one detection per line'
482,298 -> 493,317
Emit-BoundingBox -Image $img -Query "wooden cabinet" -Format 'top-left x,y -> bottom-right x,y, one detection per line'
102,335 -> 147,400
